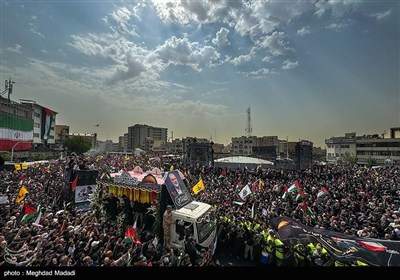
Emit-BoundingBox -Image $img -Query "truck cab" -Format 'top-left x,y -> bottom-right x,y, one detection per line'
169,201 -> 217,252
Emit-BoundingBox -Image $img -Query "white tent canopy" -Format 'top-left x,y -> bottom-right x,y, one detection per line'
214,156 -> 274,169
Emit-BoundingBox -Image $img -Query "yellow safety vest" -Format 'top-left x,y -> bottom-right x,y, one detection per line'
275,239 -> 284,259
356,260 -> 368,266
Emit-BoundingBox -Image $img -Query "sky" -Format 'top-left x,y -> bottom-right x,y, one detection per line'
0,0 -> 399,148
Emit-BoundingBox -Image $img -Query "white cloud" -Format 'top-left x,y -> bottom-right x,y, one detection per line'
326,22 -> 349,31
282,59 -> 299,70
314,1 -> 354,18
262,56 -> 272,63
41,49 -> 47,54
108,56 -> 147,84
212,27 -> 230,47
153,36 -> 220,71
370,9 -> 391,21
297,26 -> 311,36
7,44 -> 22,54
110,6 -> 139,37
230,53 -> 252,66
257,31 -> 292,56
28,15 -> 45,38
240,68 -> 275,79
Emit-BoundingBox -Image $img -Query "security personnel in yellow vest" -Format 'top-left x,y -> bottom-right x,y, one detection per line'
275,237 -> 285,266
304,242 -> 315,266
293,243 -> 306,267
354,260 -> 368,266
266,230 -> 276,266
334,260 -> 349,266
312,243 -> 329,266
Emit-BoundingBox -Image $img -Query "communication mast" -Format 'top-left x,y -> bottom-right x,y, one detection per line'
245,107 -> 252,137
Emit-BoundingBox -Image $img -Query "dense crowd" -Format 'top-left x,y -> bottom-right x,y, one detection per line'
0,153 -> 399,267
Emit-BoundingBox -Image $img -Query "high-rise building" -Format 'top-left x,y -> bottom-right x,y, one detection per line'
127,124 -> 167,151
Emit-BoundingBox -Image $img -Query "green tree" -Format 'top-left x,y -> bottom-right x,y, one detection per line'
342,152 -> 358,166
63,136 -> 91,155
366,157 -> 378,168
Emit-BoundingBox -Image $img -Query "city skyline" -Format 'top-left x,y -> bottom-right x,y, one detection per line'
1,1 -> 398,148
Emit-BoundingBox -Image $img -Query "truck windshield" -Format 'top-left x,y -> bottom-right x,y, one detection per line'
196,219 -> 215,242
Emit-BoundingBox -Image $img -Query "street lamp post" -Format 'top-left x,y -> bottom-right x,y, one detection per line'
11,141 -> 32,162
11,142 -> 22,162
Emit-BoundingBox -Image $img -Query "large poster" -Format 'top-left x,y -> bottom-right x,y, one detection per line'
75,184 -> 95,203
163,171 -> 193,209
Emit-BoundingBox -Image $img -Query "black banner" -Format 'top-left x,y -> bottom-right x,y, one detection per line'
270,216 -> 400,266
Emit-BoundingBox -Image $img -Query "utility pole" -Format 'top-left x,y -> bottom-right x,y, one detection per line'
286,136 -> 289,159
1,78 -> 15,100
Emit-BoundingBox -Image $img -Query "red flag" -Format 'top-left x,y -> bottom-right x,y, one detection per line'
221,169 -> 227,177
71,175 -> 79,192
124,221 -> 141,244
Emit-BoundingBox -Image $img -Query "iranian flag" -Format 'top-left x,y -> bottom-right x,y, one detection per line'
43,108 -> 54,140
21,204 -> 37,222
0,113 -> 33,151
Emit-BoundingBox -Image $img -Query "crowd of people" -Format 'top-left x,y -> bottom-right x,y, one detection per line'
0,153 -> 399,267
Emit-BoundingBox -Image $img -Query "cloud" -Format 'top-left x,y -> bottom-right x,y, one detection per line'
262,56 -> 272,63
153,36 -> 220,71
108,55 -> 147,84
326,21 -> 349,32
240,68 -> 275,79
110,6 -> 139,37
297,26 -> 311,36
314,1 -> 354,18
212,27 -> 230,47
7,44 -> 22,54
230,53 -> 252,66
282,59 -> 298,70
257,31 -> 293,56
369,9 -> 391,21
28,14 -> 45,38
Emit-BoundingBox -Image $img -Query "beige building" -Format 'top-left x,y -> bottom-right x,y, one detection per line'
325,129 -> 400,165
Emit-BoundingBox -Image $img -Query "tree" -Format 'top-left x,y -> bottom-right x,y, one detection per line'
366,157 -> 378,168
342,152 -> 358,166
63,136 -> 91,155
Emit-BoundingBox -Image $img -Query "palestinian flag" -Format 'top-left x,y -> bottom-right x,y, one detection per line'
303,202 -> 314,218
123,221 -> 141,244
32,205 -> 43,227
288,180 -> 300,193
43,108 -> 54,140
282,186 -> 289,199
296,189 -> 305,202
317,187 -> 329,199
21,204 -> 37,222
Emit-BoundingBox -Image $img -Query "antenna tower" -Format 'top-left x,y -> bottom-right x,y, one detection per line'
245,107 -> 252,137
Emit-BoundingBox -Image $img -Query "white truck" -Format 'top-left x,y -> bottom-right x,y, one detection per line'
169,201 -> 217,253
